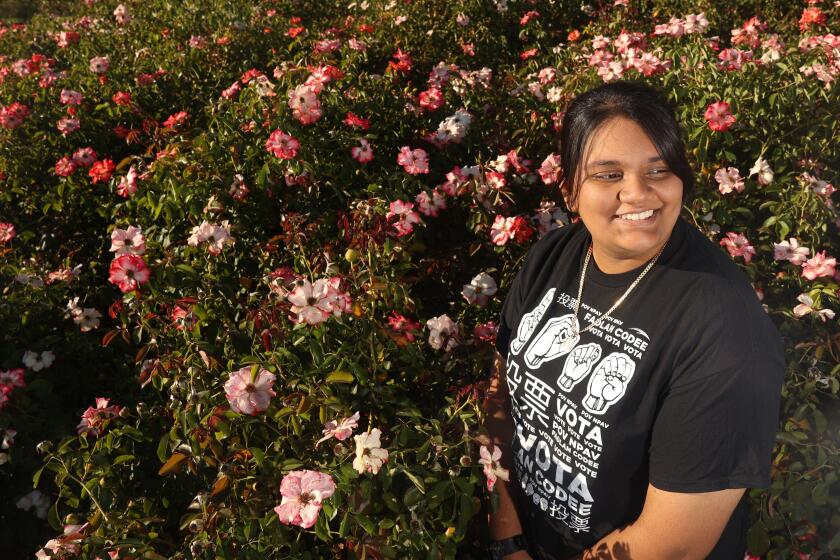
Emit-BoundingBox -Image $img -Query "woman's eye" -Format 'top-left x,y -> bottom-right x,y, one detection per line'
594,172 -> 622,181
648,168 -> 671,176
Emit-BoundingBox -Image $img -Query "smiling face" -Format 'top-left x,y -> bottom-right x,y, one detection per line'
566,116 -> 684,274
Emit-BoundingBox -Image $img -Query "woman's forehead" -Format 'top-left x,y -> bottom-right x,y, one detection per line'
584,118 -> 661,163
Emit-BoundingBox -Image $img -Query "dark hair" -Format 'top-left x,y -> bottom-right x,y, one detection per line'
558,80 -> 694,211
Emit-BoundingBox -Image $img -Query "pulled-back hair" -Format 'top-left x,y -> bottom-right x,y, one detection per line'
559,80 -> 695,211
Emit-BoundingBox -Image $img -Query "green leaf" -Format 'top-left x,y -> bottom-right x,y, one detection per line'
274,407 -> 293,420
811,482 -> 830,505
256,163 -> 269,188
280,458 -> 304,471
325,370 -> 355,384
290,415 -> 302,436
401,469 -> 426,494
404,487 -> 424,509
113,454 -> 136,466
338,512 -> 351,537
32,464 -> 47,488
120,426 -> 145,441
243,520 -> 258,540
314,511 -> 331,542
48,500 -> 61,531
746,521 -> 769,555
176,264 -> 198,277
356,514 -> 376,535
812,409 -> 827,433
309,339 -> 324,365
829,530 -> 840,554
458,492 -> 474,532
156,433 -> 170,463
778,220 -> 790,240
382,493 -> 400,513
775,432 -> 801,445
116,156 -> 134,171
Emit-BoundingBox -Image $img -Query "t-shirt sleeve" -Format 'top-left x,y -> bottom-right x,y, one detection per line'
494,259 -> 528,360
648,280 -> 784,492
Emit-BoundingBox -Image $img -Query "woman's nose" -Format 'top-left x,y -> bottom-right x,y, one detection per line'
618,172 -> 651,202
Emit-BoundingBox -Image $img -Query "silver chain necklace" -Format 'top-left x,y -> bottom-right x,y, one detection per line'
571,240 -> 667,338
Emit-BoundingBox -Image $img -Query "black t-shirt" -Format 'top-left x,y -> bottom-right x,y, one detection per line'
494,216 -> 785,560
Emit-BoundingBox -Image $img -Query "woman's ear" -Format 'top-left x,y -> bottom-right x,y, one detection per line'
559,180 -> 576,213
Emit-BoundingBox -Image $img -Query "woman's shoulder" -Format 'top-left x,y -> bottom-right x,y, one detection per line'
668,219 -> 760,300
524,220 -> 586,263
666,220 -> 783,367
503,221 -> 586,301
675,219 -> 750,278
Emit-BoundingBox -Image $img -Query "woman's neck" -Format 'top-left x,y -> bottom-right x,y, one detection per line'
590,243 -> 662,275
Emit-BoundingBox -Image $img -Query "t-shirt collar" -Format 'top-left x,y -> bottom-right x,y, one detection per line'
582,216 -> 688,288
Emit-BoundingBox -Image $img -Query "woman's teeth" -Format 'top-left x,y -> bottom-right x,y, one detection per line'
618,209 -> 656,221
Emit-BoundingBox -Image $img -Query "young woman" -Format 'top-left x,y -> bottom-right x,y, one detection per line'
484,81 -> 784,560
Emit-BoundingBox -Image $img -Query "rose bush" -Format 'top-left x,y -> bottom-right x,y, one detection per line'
0,0 -> 837,558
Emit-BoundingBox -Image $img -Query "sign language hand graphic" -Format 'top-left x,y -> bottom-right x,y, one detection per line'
557,343 -> 601,391
510,289 -> 555,355
583,352 -> 636,414
523,314 -> 579,369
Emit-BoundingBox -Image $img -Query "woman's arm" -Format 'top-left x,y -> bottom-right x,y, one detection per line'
483,351 -> 532,560
569,484 -> 745,560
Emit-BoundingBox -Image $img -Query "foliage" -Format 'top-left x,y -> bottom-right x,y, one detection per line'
0,0 -> 838,558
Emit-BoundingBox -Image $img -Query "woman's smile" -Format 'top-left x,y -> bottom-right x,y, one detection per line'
613,208 -> 660,223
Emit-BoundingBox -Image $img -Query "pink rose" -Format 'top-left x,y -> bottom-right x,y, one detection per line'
714,167 -> 744,194
0,102 -> 30,129
479,445 -> 509,491
287,279 -> 333,325
719,232 -> 756,262
351,138 -> 374,163
316,411 -> 360,447
109,226 -> 145,256
76,398 -> 122,437
396,146 -> 430,175
265,129 -> 300,159
0,222 -> 16,244
274,470 -> 336,529
108,254 -> 150,292
538,153 -> 562,185
418,87 -> 444,111
223,366 -> 276,415
801,251 -> 836,280
386,200 -> 421,236
704,101 -> 736,132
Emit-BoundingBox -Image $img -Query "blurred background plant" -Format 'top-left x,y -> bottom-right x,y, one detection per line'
0,0 -> 837,558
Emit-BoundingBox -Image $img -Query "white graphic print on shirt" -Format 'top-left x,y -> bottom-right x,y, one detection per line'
506,289 -> 651,534
523,314 -> 579,369
558,343 -> 601,391
510,289 -> 559,356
